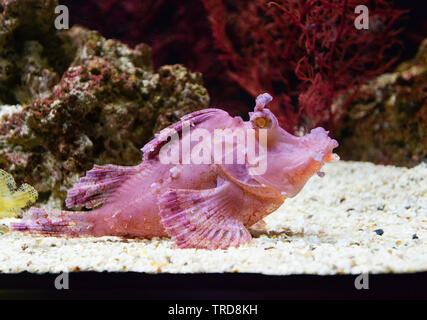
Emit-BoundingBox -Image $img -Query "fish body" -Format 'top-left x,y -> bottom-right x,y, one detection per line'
12,93 -> 338,249
0,169 -> 38,218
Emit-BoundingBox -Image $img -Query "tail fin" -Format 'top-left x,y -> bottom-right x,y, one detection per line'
10,207 -> 93,237
0,169 -> 38,218
66,164 -> 137,209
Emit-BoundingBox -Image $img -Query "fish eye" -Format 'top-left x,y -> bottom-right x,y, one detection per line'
253,116 -> 271,129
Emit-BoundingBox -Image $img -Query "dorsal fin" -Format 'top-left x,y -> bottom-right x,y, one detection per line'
141,108 -> 229,160
65,164 -> 138,209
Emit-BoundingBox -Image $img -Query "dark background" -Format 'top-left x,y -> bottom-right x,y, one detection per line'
1,272 -> 426,299
59,0 -> 427,113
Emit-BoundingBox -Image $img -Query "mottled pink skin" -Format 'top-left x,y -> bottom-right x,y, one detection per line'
12,93 -> 338,249
89,162 -> 218,238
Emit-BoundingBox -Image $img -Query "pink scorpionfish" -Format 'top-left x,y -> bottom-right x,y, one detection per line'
12,93 -> 339,249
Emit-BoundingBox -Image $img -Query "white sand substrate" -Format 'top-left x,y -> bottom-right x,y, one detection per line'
0,161 -> 425,275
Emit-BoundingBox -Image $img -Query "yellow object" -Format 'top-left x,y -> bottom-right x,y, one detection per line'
0,224 -> 9,235
0,169 -> 38,218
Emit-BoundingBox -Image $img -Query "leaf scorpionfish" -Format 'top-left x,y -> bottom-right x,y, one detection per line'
11,93 -> 339,249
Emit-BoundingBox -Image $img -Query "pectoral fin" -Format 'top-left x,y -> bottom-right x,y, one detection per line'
158,179 -> 251,249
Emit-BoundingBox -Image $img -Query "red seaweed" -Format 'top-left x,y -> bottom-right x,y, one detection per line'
202,0 -> 406,132
60,0 -> 407,133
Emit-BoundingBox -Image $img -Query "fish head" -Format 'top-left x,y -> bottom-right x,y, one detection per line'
280,127 -> 339,196
248,93 -> 339,198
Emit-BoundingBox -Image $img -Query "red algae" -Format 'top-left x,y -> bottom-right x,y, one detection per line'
61,0 -> 406,134
202,0 -> 405,133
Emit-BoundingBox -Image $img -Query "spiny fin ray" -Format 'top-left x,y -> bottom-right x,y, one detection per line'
158,179 -> 252,249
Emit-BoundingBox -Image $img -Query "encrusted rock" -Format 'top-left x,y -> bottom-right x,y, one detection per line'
0,0 -> 209,207
337,39 -> 427,167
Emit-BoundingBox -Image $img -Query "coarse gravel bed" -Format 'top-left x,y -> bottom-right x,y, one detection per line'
0,161 -> 425,275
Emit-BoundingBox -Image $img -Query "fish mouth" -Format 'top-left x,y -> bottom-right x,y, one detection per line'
307,133 -> 339,179
314,152 -> 339,178
251,127 -> 339,195
323,152 -> 340,163
310,138 -> 339,165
